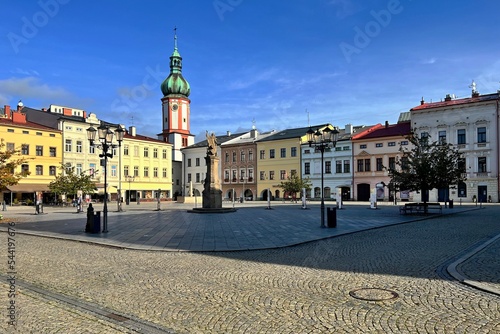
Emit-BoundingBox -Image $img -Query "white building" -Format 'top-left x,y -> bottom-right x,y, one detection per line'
410,86 -> 499,203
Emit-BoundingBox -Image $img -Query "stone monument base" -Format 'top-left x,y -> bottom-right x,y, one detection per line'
188,207 -> 237,214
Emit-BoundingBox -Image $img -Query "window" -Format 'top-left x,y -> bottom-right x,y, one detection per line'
49,147 -> 56,157
389,157 -> 396,170
195,158 -> 200,166
343,160 -> 350,173
144,147 -> 149,158
187,159 -> 192,167
376,158 -> 383,171
232,152 -> 236,163
144,167 -> 149,177
248,169 -> 254,180
76,163 -> 82,175
89,145 -> 95,154
280,148 -> 286,158
232,169 -> 237,181
21,164 -> 29,174
291,147 -> 297,157
260,171 -> 265,180
240,169 -> 246,180
154,167 -> 158,177
400,141 -> 409,146
134,166 -> 139,177
343,146 -> 350,151
357,159 -> 364,172
49,166 -> 56,176
260,150 -> 265,159
36,145 -> 43,156
401,157 -> 409,171
304,149 -> 311,154
270,149 -> 275,159
241,151 -> 245,162
360,144 -> 367,149
76,140 -> 82,153
388,142 -> 396,147
225,152 -> 229,163
22,130 -> 29,134
477,127 -> 486,143
304,162 -> 310,175
124,165 -> 129,177
163,168 -> 167,178
224,170 -> 230,181
336,161 -> 342,173
162,149 -> 167,159
65,139 -> 72,152
269,171 -> 275,180
248,150 -> 253,161
458,182 -> 467,198
89,163 -> 96,177
325,161 -> 331,174
153,148 -> 158,158
364,159 -> 371,172
438,131 -> 446,144
375,143 -> 383,148
22,144 -> 29,155
36,165 -> 43,175
420,132 -> 429,144
196,173 -> 200,183
134,146 -> 139,157
457,129 -> 466,145
458,158 -> 466,173
187,173 -> 192,183
478,157 -> 487,173
7,143 -> 14,151
124,145 -> 129,156
111,165 -> 117,177
280,170 -> 286,180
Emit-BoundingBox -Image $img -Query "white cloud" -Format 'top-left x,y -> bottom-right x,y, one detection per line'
421,58 -> 437,65
0,77 -> 72,102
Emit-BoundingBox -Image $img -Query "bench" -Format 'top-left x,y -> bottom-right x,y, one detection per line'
399,202 -> 442,215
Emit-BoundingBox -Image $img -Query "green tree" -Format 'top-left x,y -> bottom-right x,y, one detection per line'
0,139 -> 31,189
278,173 -> 311,199
388,132 -> 466,205
49,164 -> 97,200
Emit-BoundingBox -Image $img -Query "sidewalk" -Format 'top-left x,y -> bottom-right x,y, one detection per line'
1,201 -> 499,296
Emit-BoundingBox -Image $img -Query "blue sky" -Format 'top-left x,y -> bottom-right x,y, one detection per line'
2,0 -> 500,140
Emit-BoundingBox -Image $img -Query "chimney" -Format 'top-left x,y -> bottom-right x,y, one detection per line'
420,97 -> 425,105
345,124 -> 353,135
250,127 -> 258,139
226,131 -> 231,136
385,121 -> 389,128
129,126 -> 136,137
4,105 -> 11,118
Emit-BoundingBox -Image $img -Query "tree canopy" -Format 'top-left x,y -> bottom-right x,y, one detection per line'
278,173 -> 311,196
48,164 -> 97,198
0,139 -> 31,189
388,132 -> 466,202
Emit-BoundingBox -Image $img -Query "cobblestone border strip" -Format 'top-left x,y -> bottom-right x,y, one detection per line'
447,233 -> 500,296
0,274 -> 176,334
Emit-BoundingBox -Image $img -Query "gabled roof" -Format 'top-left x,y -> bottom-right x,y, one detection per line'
410,93 -> 498,111
182,132 -> 248,150
353,122 -> 411,140
256,124 -> 330,143
0,116 -> 60,132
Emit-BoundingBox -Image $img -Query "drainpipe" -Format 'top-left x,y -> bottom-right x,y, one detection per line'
497,97 -> 500,202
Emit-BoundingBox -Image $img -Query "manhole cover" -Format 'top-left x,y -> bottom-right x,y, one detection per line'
349,288 -> 399,301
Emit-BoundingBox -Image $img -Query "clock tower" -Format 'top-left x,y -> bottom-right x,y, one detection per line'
160,30 -> 195,196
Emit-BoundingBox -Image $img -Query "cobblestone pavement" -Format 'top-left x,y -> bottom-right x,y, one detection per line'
0,207 -> 499,333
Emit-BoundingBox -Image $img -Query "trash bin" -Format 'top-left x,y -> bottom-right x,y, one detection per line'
449,199 -> 454,209
91,211 -> 101,233
327,207 -> 337,228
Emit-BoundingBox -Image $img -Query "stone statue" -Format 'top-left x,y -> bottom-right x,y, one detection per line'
206,131 -> 217,156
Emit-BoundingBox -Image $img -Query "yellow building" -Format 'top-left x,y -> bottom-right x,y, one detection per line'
0,103 -> 62,204
256,126 -> 313,200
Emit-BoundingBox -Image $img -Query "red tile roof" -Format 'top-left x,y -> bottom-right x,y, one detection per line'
353,122 -> 411,140
411,93 -> 498,111
0,117 -> 60,132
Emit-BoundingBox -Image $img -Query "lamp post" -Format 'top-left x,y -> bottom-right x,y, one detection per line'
126,175 -> 135,205
306,126 -> 339,228
87,124 -> 124,233
115,126 -> 124,212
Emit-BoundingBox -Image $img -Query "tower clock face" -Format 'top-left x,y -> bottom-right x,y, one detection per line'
172,103 -> 179,111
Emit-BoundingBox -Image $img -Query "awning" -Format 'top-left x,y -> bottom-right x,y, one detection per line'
6,184 -> 50,193
95,184 -> 117,194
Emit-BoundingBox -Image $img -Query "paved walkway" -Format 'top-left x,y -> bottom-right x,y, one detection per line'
1,201 -> 498,296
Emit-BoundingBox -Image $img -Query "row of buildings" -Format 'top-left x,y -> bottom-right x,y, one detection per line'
1,33 -> 499,204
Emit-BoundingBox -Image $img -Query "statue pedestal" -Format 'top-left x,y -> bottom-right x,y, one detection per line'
203,188 -> 222,209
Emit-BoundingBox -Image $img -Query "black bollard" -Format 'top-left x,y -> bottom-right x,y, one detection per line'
86,203 -> 94,233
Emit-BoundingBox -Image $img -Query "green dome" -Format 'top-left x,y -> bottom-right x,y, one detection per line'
161,35 -> 190,97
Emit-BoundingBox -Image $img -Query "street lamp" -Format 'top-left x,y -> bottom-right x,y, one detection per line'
114,126 -> 125,212
306,126 -> 339,227
86,123 -> 124,233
